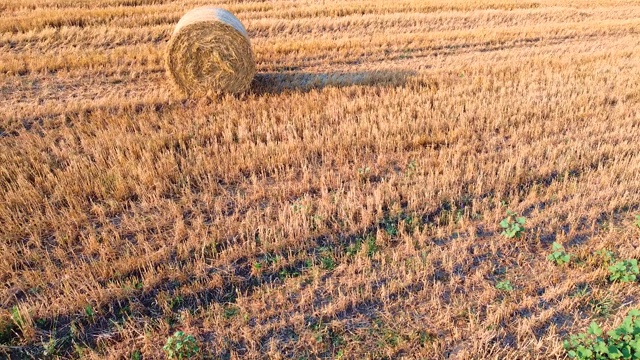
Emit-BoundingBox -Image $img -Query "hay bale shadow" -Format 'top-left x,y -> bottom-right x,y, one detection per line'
251,69 -> 417,95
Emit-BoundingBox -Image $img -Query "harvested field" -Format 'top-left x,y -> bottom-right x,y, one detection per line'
1,0 -> 640,358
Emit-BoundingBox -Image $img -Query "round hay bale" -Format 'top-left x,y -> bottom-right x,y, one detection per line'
166,7 -> 255,96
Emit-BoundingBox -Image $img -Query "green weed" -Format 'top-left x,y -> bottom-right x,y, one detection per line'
224,306 -> 239,319
495,280 -> 514,291
163,331 -> 199,359
500,210 -> 526,239
548,242 -> 571,265
563,309 -> 640,359
608,259 -> 639,283
594,249 -> 616,265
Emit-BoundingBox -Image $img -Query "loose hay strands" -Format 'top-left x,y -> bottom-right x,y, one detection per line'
166,7 -> 256,96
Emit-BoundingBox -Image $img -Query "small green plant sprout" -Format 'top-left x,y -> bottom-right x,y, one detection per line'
163,331 -> 199,359
495,280 -> 514,291
571,283 -> 591,298
608,259 -> 639,283
407,159 -> 417,172
499,210 -> 526,239
84,304 -> 94,320
131,350 -> 142,360
548,242 -> 571,265
357,166 -> 371,180
563,308 -> 640,359
10,306 -> 24,331
223,306 -> 239,319
321,255 -> 336,270
635,215 -> 640,229
365,234 -> 378,257
317,246 -> 336,270
594,249 -> 616,265
345,239 -> 362,257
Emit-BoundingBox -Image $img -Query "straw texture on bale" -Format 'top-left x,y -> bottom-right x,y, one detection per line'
166,7 -> 256,96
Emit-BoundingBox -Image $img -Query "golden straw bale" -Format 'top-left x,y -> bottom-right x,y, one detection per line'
166,7 -> 256,96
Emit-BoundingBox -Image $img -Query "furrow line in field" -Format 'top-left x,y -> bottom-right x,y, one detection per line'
2,0 -> 637,11
4,7 -> 640,54
1,0 -> 545,16
1,1 -> 575,33
3,18 -> 640,76
2,33 -> 639,131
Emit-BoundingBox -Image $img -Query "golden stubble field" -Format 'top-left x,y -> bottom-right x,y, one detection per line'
2,0 -> 640,358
